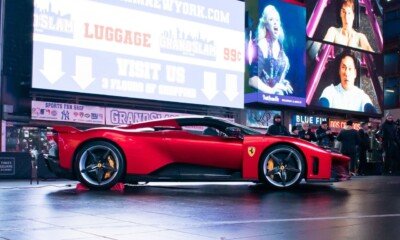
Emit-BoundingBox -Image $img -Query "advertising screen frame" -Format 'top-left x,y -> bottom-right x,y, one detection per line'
31,0 -> 245,109
306,0 -> 383,53
244,0 -> 306,108
306,41 -> 383,116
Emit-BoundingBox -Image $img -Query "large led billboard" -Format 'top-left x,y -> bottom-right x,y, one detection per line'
306,0 -> 383,53
32,0 -> 245,108
306,42 -> 383,114
306,0 -> 383,115
245,0 -> 306,107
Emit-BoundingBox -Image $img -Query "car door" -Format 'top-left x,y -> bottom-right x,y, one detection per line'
163,126 -> 243,170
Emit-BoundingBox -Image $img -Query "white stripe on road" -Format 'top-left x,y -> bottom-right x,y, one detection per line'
196,214 -> 400,227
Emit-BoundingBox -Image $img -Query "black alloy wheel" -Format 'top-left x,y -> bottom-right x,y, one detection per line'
75,141 -> 125,190
260,145 -> 304,188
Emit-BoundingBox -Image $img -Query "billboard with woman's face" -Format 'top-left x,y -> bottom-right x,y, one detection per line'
245,0 -> 306,107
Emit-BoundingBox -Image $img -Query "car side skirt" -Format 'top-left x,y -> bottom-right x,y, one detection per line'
125,163 -> 244,182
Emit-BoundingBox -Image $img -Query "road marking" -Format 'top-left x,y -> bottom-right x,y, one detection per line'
194,214 -> 400,227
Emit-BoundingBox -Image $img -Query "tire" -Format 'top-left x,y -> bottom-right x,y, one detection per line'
75,141 -> 125,190
259,145 -> 305,189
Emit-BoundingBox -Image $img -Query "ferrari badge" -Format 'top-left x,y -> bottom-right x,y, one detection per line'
248,146 -> 256,157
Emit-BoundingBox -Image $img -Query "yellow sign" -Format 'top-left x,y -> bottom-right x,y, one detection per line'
248,146 -> 256,157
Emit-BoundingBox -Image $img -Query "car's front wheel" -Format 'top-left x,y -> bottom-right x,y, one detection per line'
75,141 -> 125,190
260,145 -> 304,189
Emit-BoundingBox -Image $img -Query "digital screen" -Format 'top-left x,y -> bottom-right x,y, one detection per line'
246,109 -> 281,129
32,0 -> 245,108
306,41 -> 383,114
306,0 -> 383,53
245,0 -> 306,107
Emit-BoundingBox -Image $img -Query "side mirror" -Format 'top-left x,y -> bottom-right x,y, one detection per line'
225,127 -> 243,139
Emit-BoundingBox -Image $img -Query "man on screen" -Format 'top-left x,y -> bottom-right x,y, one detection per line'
323,0 -> 374,52
318,51 -> 376,113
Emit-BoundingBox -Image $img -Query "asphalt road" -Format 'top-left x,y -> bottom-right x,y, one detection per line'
0,176 -> 399,240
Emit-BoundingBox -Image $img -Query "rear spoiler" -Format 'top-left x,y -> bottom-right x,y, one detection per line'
52,125 -> 81,134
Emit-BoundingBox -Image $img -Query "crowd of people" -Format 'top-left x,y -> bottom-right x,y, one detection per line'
267,114 -> 400,176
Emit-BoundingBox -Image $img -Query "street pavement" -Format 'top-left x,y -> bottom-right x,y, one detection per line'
0,176 -> 400,240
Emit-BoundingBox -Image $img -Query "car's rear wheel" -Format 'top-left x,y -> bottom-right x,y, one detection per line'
75,141 -> 124,190
260,145 -> 304,189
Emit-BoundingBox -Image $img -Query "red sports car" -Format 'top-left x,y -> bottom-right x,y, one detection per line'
45,116 -> 350,190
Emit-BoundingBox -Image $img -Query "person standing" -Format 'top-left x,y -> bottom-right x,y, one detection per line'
267,114 -> 290,136
316,121 -> 334,148
337,120 -> 360,175
299,122 -> 317,142
358,122 -> 370,175
378,113 -> 399,174
291,125 -> 299,137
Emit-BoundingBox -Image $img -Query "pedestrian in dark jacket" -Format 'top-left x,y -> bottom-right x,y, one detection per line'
299,122 -> 317,142
267,114 -> 290,136
291,125 -> 299,137
337,120 -> 360,175
378,113 -> 399,174
316,121 -> 334,147
358,122 -> 370,175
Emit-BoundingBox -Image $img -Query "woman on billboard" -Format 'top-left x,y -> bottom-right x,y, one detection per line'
248,5 -> 293,95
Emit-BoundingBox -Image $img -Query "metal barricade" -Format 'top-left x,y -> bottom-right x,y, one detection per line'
30,149 -> 39,184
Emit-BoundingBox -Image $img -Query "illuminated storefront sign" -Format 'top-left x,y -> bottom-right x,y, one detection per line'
291,114 -> 327,125
31,100 -> 105,124
32,101 -> 234,126
329,119 -> 361,132
106,107 -> 192,125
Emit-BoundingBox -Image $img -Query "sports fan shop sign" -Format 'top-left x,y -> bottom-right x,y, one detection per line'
32,100 -> 105,124
32,101 -> 232,126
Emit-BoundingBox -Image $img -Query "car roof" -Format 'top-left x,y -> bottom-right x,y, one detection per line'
115,116 -> 229,129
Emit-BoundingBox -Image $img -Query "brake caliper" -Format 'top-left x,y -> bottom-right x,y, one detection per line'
104,156 -> 115,179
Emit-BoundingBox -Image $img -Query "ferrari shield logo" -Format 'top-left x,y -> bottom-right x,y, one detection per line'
248,147 -> 256,157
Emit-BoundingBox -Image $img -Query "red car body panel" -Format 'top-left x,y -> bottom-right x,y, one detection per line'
51,117 -> 350,182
